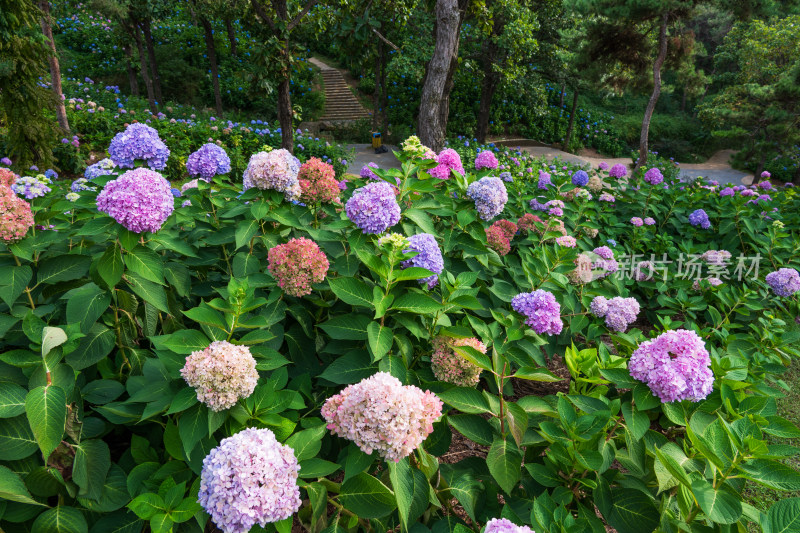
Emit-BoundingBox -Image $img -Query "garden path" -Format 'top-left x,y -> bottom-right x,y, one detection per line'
309,57 -> 371,122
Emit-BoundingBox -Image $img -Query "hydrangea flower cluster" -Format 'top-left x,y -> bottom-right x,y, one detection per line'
198,428 -> 301,533
96,168 -> 174,233
538,170 -> 552,189
765,268 -> 800,297
431,336 -> 486,386
71,178 -> 97,193
545,199 -> 564,217
700,250 -> 732,266
0,168 -> 17,188
243,149 -> 301,201
474,150 -> 499,170
12,175 -> 51,199
631,217 -> 644,227
378,232 -> 410,250
556,235 -> 577,247
467,177 -> 508,220
511,290 -> 563,335
591,246 -> 619,277
590,296 -> 640,332
84,158 -> 117,180
485,219 -> 517,256
634,261 -> 655,281
568,253 -> 594,285
108,123 -> 170,169
644,217 -> 656,226
65,192 -> 80,202
0,186 -> 34,244
643,168 -> 664,185
587,175 -> 604,192
321,372 -> 443,462
346,181 -> 401,234
483,518 -> 533,533
360,162 -> 379,180
400,136 -> 436,160
429,148 -> 465,179
181,341 -> 259,411
689,209 -> 711,229
628,329 -> 714,403
402,233 -> 444,288
609,164 -> 628,178
499,171 -> 513,182
599,192 -> 615,202
267,238 -> 329,297
571,170 -> 589,186
517,213 -> 542,234
186,143 -> 231,181
297,157 -> 340,205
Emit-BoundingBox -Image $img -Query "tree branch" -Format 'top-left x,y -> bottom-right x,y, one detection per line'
372,27 -> 400,51
288,0 -> 317,31
251,0 -> 276,31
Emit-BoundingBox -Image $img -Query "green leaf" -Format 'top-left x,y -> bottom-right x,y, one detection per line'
179,404 -> 209,458
0,265 -> 32,307
392,267 -> 436,282
126,273 -> 169,314
391,293 -> 443,315
82,380 -> 125,405
487,437 -> 522,494
604,488 -> 659,533
690,479 -> 742,524
37,255 -> 91,285
286,424 -> 326,462
389,458 -> 429,530
0,465 -> 46,505
404,209 -> 437,235
449,414 -> 493,446
367,322 -> 393,362
438,388 -> 491,414
97,243 -> 124,288
318,352 -> 376,385
31,506 -> 88,533
128,493 -> 166,520
150,330 -> 210,355
513,366 -> 562,382
328,277 -> 375,308
298,458 -> 340,478
0,414 -> 38,460
763,497 -> 800,533
41,327 -> 68,359
126,246 -> 165,285
25,386 -> 67,460
88,510 -> 142,533
65,323 -> 116,370
339,473 -> 397,519
621,402 -> 649,441
73,440 -> 111,501
77,464 -> 130,512
739,460 -> 800,491
66,284 -> 111,334
235,219 -> 260,249
0,382 -> 28,418
319,314 -> 371,340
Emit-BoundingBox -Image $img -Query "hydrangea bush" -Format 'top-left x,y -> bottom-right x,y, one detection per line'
0,128 -> 799,533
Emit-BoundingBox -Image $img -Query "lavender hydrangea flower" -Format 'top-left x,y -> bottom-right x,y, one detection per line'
483,518 -> 533,533
12,175 -> 51,199
628,329 -> 714,403
643,168 -> 664,185
360,162 -> 379,180
688,209 -> 711,229
631,217 -> 644,227
537,170 -> 551,189
243,149 -> 301,201
571,170 -> 589,186
187,143 -> 231,182
592,246 -> 618,277
499,171 -> 513,182
511,290 -> 563,335
720,187 -> 734,197
644,217 -> 656,226
609,164 -> 627,178
765,268 -> 800,297
402,233 -> 444,288
108,123 -> 170,169
96,168 -> 174,233
467,177 -> 508,220
598,162 -> 609,171
590,296 -> 640,332
599,192 -> 615,202
475,150 -> 499,170
0,157 -> 11,166
198,428 -> 301,533
84,158 -> 117,180
345,181 -> 401,234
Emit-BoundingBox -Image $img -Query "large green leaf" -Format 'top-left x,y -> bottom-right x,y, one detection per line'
37,255 -> 91,285
73,440 -> 111,501
438,388 -> 491,414
77,464 -> 130,512
65,284 -> 111,334
319,314 -> 371,340
66,323 -> 116,370
328,277 -> 374,308
97,243 -> 124,288
286,424 -> 326,462
179,404 -> 209,457
621,401 -> 649,441
763,497 -> 800,533
389,458 -> 429,530
604,488 -> 659,533
125,246 -> 165,285
0,465 -> 46,505
25,385 -> 67,460
391,293 -> 443,315
367,322 -> 393,362
739,460 -> 800,491
690,479 -> 742,524
150,330 -> 210,355
487,437 -> 522,494
31,506 -> 88,533
0,265 -> 32,307
0,414 -> 38,460
125,273 -> 169,314
339,473 -> 396,519
0,382 -> 27,418
318,352 -> 376,385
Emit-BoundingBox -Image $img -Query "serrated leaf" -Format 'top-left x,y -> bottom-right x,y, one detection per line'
31,506 -> 88,533
438,388 -> 491,414
25,385 -> 67,460
389,458 -> 429,531
73,440 -> 111,501
126,246 -> 165,284
0,464 -> 46,505
487,437 -> 521,494
125,273 -> 169,314
0,382 -> 28,418
339,473 -> 396,519
328,277 -> 374,308
367,322 -> 393,362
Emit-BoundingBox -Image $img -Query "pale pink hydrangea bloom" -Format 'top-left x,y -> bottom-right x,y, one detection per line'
484,518 -> 533,533
181,341 -> 259,411
431,336 -> 486,386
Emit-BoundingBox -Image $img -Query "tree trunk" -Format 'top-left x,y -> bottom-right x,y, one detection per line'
132,25 -> 157,113
563,88 -> 579,152
753,152 -> 767,183
275,0 -> 293,152
225,18 -> 237,57
681,87 -> 687,112
141,18 -> 163,105
380,46 -> 389,135
38,0 -> 69,132
372,42 -> 383,130
559,83 -> 566,108
634,12 -> 670,172
418,0 -> 461,152
123,45 -> 139,96
200,16 -> 223,116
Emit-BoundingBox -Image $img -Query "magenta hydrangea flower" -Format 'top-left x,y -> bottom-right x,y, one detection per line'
321,372 -> 443,462
268,238 -> 329,297
467,177 -> 508,220
643,167 -> 664,185
483,518 -> 533,533
628,329 -> 714,403
590,296 -> 640,332
345,181 -> 401,234
429,148 -> 465,179
243,149 -> 301,201
198,428 -> 301,533
186,143 -> 231,181
96,168 -> 174,233
108,123 -> 170,169
475,150 -> 499,170
511,290 -> 563,335
360,162 -> 379,180
765,268 -> 800,297
402,233 -> 444,289
181,341 -> 259,412
598,162 -> 609,171
609,164 -> 627,178
431,336 -> 486,386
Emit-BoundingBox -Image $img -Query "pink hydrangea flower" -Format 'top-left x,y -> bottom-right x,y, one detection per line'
484,518 -> 533,533
590,296 -> 640,332
431,336 -> 486,386
0,186 -> 34,243
429,148 -> 465,179
474,150 -> 499,170
298,157 -> 340,205
181,341 -> 259,411
556,235 -> 576,247
268,238 -> 329,297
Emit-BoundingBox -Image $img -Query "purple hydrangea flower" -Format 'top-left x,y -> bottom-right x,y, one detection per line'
609,164 -> 627,178
108,123 -> 170,169
758,180 -> 773,190
537,170 -> 551,189
599,192 -> 615,202
360,162 -> 379,180
530,197 -> 547,211
644,217 -> 656,225
688,209 -> 711,229
474,150 -> 499,170
643,167 -> 663,185
84,158 -> 117,180
511,290 -> 563,335
71,178 -> 96,192
96,168 -> 174,233
345,181 -> 401,234
483,518 -> 533,533
628,329 -> 714,403
598,162 -> 609,171
402,233 -> 444,288
499,171 -> 513,182
12,176 -> 51,199
590,296 -> 640,332
630,217 -> 643,227
592,246 -> 619,277
765,268 -> 800,297
187,143 -> 231,182
720,187 -> 734,197
198,428 -> 301,533
467,177 -> 508,220
243,149 -> 301,201
571,170 -> 589,186
0,157 -> 11,166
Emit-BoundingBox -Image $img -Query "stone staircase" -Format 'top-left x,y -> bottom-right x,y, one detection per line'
310,57 -> 371,122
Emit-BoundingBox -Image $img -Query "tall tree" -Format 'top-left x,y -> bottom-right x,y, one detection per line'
191,0 -> 225,116
38,0 -> 69,132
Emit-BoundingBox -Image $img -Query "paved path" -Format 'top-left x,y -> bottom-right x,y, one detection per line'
309,57 -> 370,122
345,144 -> 401,175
